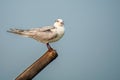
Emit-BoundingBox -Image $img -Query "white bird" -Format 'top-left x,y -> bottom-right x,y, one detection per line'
7,19 -> 65,50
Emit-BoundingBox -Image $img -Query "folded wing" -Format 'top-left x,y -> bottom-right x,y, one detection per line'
7,26 -> 57,43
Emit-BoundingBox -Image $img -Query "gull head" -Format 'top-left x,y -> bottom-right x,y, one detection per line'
54,19 -> 64,27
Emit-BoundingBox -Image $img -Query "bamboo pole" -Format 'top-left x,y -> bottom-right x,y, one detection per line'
15,49 -> 58,80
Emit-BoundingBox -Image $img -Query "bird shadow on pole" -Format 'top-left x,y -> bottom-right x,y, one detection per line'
15,49 -> 58,80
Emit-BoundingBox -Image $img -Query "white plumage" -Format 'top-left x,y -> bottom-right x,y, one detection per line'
7,19 -> 65,50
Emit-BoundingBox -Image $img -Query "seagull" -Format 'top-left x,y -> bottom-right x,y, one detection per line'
7,19 -> 65,50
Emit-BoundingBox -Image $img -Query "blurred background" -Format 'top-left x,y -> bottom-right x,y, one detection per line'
0,0 -> 120,80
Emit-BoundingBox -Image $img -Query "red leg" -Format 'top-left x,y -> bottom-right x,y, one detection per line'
46,43 -> 53,50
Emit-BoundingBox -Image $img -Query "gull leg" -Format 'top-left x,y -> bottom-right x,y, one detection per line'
46,43 -> 53,50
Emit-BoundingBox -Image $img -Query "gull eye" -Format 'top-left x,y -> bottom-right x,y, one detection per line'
61,22 -> 64,25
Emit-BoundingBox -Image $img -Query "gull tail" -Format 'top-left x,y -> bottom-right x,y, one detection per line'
7,28 -> 33,37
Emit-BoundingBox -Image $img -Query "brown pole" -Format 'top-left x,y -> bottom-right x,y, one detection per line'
15,49 -> 58,80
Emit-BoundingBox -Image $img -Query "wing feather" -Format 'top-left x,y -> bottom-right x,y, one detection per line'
30,26 -> 57,43
7,26 -> 57,43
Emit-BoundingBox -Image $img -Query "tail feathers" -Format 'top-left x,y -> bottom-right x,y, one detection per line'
7,28 -> 32,37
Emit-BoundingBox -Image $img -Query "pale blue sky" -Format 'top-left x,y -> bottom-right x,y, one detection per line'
0,0 -> 120,80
